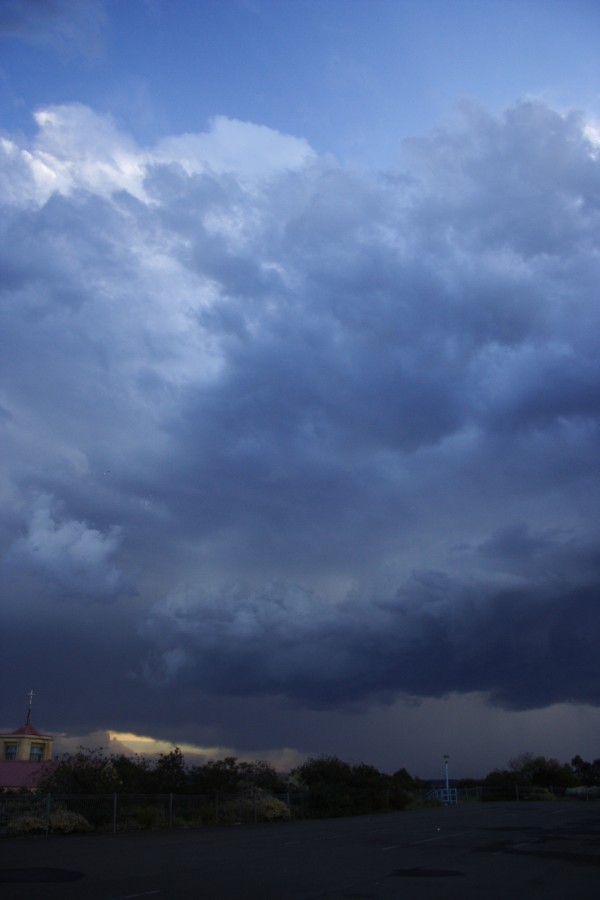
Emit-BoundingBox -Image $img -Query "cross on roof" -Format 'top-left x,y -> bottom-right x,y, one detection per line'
25,689 -> 34,726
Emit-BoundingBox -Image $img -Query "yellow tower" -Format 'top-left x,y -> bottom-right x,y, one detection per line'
0,691 -> 53,763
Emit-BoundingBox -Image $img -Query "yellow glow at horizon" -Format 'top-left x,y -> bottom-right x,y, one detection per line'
108,730 -> 226,757
109,730 -> 205,754
106,731 -> 305,770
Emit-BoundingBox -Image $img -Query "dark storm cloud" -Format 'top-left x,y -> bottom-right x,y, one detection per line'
141,571 -> 600,710
1,100 -> 600,737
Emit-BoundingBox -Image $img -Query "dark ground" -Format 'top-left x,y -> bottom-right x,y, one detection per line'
1,800 -> 600,899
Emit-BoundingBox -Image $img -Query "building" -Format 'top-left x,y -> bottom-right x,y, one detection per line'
0,693 -> 54,789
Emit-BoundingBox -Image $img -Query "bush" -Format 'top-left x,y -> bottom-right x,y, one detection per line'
388,788 -> 416,811
49,809 -> 92,833
521,787 -> 555,801
6,808 -> 92,835
131,805 -> 165,830
256,796 -> 290,822
6,814 -> 46,836
566,786 -> 600,799
214,792 -> 291,824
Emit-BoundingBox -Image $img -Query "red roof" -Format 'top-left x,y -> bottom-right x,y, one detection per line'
13,724 -> 42,736
0,760 -> 51,789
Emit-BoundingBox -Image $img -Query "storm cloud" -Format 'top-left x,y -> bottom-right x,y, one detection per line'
1,100 -> 600,751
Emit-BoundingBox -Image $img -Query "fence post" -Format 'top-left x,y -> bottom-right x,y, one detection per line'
253,791 -> 257,823
113,793 -> 118,834
169,793 -> 173,828
215,793 -> 219,824
45,794 -> 52,837
515,785 -> 519,801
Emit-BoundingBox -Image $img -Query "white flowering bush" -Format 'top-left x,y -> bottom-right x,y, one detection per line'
6,809 -> 91,835
6,814 -> 46,835
217,791 -> 291,823
256,796 -> 290,821
49,809 -> 92,833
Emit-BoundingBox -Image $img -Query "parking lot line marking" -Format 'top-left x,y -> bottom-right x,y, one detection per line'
109,891 -> 160,900
409,829 -> 477,845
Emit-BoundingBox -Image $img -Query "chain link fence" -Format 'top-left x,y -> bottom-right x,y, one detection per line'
1,784 -> 592,837
0,791 -> 302,836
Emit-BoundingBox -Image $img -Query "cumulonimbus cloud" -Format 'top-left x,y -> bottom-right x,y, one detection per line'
1,100 -> 599,724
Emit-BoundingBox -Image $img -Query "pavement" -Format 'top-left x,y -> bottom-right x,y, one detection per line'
1,800 -> 600,898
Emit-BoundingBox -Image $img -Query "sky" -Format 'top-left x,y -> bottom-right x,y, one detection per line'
1,0 -> 600,780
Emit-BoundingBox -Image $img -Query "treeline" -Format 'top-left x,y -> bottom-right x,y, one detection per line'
4,750 -> 599,838
471,753 -> 600,793
285,756 -> 424,817
40,748 -> 283,796
37,748 -> 600,811
37,749 -> 423,816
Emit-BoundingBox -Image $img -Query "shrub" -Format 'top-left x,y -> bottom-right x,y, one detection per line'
256,796 -> 290,822
566,786 -> 600,799
50,809 -> 92,833
214,792 -> 291,824
6,814 -> 46,836
388,788 -> 416,811
7,808 -> 92,835
133,805 -> 165,830
521,787 -> 555,801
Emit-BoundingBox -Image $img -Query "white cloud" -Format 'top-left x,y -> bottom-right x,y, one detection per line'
155,115 -> 316,179
0,104 -> 317,206
9,494 -> 124,599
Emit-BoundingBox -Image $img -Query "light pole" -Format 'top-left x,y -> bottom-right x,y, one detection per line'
444,755 -> 449,797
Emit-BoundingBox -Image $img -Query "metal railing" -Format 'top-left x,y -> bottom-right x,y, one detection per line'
425,787 -> 458,804
0,791 -> 299,837
1,784 -> 595,837
0,787 -> 414,836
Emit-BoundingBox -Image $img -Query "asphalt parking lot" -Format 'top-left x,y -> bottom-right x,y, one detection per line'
1,800 -> 600,899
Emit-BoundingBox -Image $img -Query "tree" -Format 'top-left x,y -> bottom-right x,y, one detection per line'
188,757 -> 244,794
290,755 -> 415,817
393,767 -> 421,789
237,760 -> 286,793
187,757 -> 285,795
146,747 -> 187,793
508,753 -> 575,789
293,755 -> 354,787
110,752 -> 152,793
38,747 -> 122,794
571,755 -> 600,786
